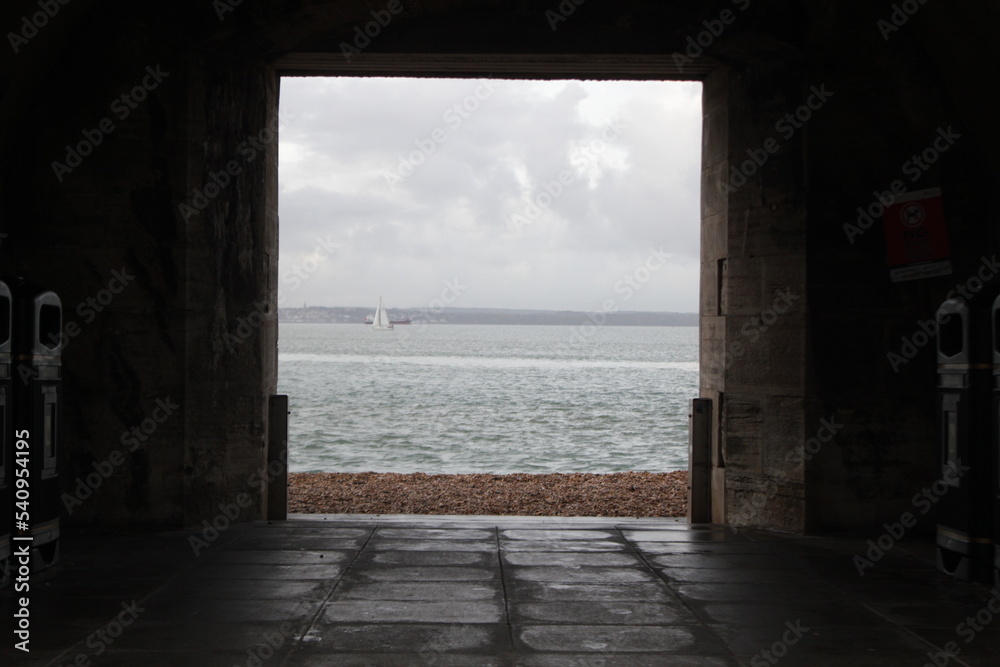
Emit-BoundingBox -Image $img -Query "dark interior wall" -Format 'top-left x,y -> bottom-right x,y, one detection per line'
699,66 -> 728,525
0,0 -> 995,533
0,0 -> 725,532
179,49 -> 279,530
713,55 -> 811,532
0,2 -> 279,527
696,0 -> 1000,533
802,1 -> 1000,532
0,3 -> 192,526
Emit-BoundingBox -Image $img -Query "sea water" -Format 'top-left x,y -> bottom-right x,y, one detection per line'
278,323 -> 698,474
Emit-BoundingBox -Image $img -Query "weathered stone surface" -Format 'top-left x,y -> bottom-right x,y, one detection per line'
0,0 -> 993,535
7,517 -> 980,663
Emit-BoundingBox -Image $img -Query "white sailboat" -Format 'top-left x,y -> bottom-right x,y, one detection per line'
371,296 -> 394,331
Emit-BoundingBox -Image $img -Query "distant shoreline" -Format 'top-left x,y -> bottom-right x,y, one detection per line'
279,306 -> 698,327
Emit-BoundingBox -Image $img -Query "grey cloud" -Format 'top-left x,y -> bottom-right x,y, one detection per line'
278,77 -> 701,312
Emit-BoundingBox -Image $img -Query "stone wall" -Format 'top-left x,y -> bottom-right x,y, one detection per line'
0,0 -> 996,532
0,3 -> 279,527
701,57 -> 810,531
802,1 -> 1000,532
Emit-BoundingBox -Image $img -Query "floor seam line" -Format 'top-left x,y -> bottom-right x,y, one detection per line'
496,523 -> 516,662
280,522 -> 379,666
622,524 -> 745,665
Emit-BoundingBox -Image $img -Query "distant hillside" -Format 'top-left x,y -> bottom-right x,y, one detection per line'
279,306 -> 698,326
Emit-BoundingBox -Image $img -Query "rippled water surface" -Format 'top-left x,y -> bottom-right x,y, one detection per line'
278,323 -> 698,473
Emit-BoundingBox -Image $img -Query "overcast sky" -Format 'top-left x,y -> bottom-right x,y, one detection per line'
277,77 -> 701,313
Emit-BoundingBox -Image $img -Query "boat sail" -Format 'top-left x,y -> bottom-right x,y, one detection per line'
371,296 -> 394,331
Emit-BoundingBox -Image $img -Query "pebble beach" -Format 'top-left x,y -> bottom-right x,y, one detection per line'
288,470 -> 688,517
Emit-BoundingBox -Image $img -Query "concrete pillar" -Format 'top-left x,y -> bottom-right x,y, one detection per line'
701,62 -> 810,531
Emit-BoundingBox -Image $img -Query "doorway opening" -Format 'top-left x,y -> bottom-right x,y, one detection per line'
275,74 -> 702,516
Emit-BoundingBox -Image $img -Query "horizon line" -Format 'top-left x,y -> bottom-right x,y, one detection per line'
280,304 -> 698,315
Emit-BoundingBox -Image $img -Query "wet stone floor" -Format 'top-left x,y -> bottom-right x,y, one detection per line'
2,515 -> 998,666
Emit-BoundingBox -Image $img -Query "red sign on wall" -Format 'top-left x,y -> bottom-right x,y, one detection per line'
883,187 -> 951,282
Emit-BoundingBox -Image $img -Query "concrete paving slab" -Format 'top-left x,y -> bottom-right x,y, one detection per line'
228,536 -> 367,550
375,528 -> 496,540
56,652 -> 291,667
906,626 -> 1000,660
731,657 -> 953,667
502,552 -> 642,567
1,596 -> 138,627
343,565 -> 500,581
866,600 -> 991,628
501,529 -> 619,541
506,566 -> 659,584
672,581 -> 836,603
299,622 -> 512,653
322,600 -> 506,623
690,600 -> 890,628
246,523 -> 374,536
50,554 -> 188,576
832,580 -> 991,606
332,580 -> 503,602
155,577 -> 335,600
815,561 -> 955,585
8,578 -> 161,602
514,624 -> 725,654
508,600 -> 695,625
357,549 -> 496,567
505,581 -> 675,603
235,527 -> 371,541
101,619 -> 304,652
647,553 -> 793,569
8,621 -> 104,652
2,514 -> 990,665
621,529 -> 746,542
205,549 -> 356,565
7,651 -> 63,666
713,622 -> 933,658
369,538 -> 498,552
630,541 -> 774,554
500,540 -> 627,552
139,597 -> 321,623
188,563 -> 346,580
59,545 -> 205,566
293,654 -> 510,666
655,566 -> 820,584
515,656 -> 736,667
955,658 -> 1000,667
